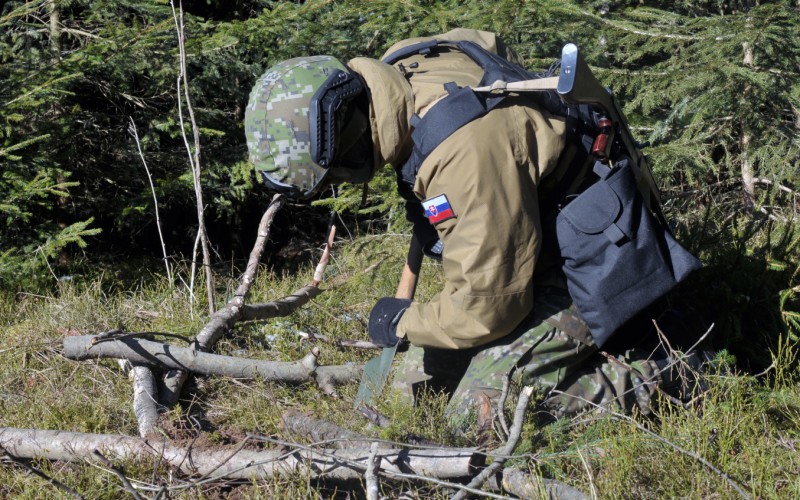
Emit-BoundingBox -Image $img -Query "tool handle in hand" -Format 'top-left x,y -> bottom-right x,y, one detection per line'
395,234 -> 424,300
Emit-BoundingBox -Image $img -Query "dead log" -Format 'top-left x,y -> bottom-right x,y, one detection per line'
63,336 -> 361,388
0,428 -> 479,481
130,365 -> 162,438
452,386 -> 535,500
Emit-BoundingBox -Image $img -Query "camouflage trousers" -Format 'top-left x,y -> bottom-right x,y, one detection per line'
390,292 -> 705,428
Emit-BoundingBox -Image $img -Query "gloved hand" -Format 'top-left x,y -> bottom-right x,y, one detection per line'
368,297 -> 411,348
405,201 -> 443,261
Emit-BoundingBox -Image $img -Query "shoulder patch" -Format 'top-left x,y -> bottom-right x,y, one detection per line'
422,194 -> 456,224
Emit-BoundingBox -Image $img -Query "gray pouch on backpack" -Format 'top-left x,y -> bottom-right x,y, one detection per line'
555,159 -> 702,347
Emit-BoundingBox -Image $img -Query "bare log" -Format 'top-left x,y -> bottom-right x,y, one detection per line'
130,366 -> 162,438
315,364 -> 363,397
280,410 -> 371,448
64,336 -> 360,388
0,428 -> 479,481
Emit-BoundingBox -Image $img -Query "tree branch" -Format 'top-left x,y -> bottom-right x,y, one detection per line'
280,410 -> 372,448
161,194 -> 285,407
64,335 -> 361,389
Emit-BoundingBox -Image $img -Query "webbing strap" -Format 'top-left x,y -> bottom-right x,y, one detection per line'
398,86 -> 508,188
472,76 -> 559,93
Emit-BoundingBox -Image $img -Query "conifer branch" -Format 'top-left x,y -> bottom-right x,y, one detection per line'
572,8 -> 703,41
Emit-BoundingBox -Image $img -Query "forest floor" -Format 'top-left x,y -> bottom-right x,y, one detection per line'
1,230 -> 799,499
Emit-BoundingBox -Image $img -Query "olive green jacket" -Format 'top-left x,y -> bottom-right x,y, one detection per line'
351,29 -> 569,349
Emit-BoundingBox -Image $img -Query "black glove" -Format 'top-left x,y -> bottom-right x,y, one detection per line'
368,297 -> 411,348
405,201 -> 443,261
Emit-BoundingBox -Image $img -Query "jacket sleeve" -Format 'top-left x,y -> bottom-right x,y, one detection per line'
395,103 -> 567,349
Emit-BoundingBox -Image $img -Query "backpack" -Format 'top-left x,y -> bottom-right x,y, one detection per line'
382,39 -> 702,347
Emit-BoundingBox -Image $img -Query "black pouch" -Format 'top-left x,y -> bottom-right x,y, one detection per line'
555,159 -> 702,347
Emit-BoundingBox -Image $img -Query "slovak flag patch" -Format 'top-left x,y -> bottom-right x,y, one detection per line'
422,194 -> 456,224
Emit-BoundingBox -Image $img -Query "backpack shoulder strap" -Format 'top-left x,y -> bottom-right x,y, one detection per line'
388,40 -> 566,192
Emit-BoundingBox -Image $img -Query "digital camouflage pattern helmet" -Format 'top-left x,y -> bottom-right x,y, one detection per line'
245,56 -> 348,199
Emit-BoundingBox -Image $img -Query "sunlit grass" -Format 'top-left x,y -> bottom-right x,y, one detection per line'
1,222 -> 799,497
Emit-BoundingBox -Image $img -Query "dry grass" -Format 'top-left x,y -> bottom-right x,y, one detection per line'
1,228 -> 799,498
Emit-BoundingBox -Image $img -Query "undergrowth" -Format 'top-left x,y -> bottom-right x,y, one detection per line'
1,207 -> 799,498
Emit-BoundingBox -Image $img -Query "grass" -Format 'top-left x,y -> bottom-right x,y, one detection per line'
1,218 -> 799,498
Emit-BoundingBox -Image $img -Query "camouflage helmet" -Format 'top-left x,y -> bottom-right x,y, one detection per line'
245,56 -> 371,200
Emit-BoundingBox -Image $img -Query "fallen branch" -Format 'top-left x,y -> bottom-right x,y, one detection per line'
64,335 -> 361,389
312,224 -> 336,287
239,287 -> 323,322
130,365 -> 162,438
0,428 -> 479,482
161,194 -> 285,407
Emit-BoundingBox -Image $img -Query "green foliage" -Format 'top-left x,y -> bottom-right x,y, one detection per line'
1,0 -> 797,291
